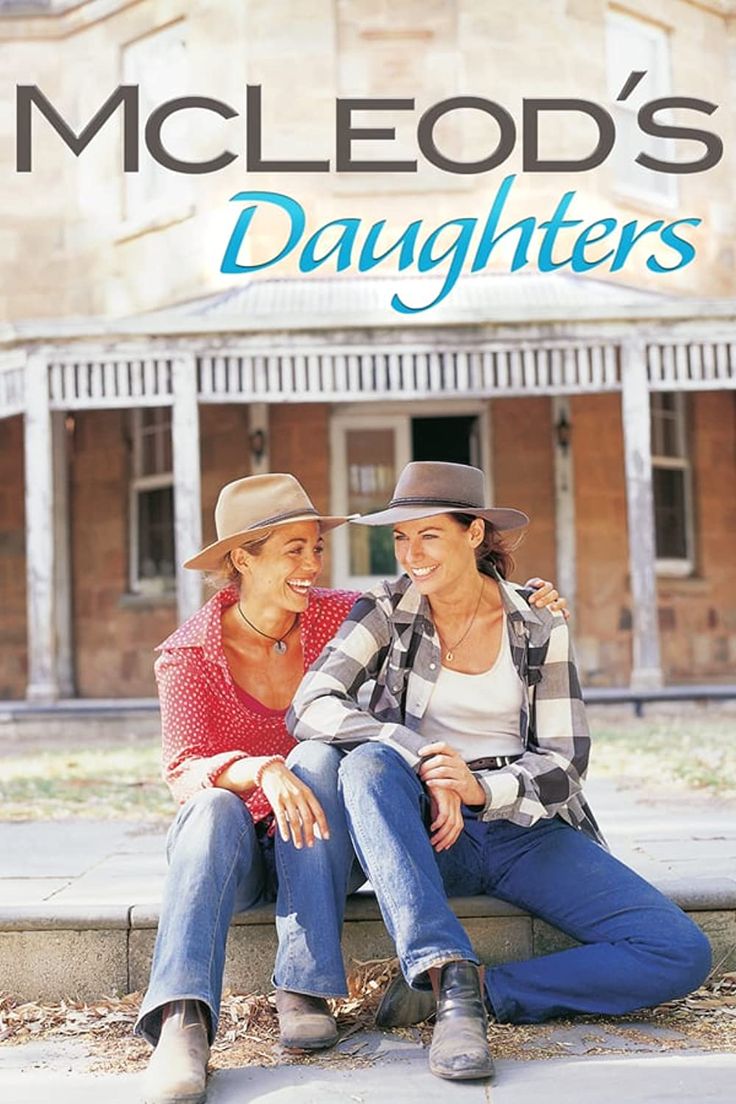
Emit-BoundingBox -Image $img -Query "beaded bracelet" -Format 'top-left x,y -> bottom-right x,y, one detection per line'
255,754 -> 286,788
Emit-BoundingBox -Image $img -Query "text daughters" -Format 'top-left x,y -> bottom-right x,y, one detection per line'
221,178 -> 699,314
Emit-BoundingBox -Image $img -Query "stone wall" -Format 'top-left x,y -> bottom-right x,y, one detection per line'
2,392 -> 735,699
571,392 -> 632,684
0,0 -> 735,322
489,396 -> 556,588
70,410 -> 175,697
270,403 -> 334,583
571,389 -> 736,686
0,416 -> 26,698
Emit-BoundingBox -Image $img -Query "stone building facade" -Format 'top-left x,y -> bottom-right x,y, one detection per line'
0,0 -> 735,701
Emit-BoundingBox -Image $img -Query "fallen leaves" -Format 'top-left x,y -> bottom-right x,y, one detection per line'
1,965 -> 735,1074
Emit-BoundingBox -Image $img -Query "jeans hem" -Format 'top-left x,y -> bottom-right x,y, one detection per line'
483,969 -> 507,1022
405,950 -> 480,989
134,991 -> 217,1047
272,978 -> 348,999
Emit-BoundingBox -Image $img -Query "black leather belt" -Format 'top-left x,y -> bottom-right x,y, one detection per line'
466,755 -> 522,771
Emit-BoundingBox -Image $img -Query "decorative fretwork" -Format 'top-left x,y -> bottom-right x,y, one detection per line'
0,357 -> 25,419
47,357 -> 174,409
196,342 -> 621,403
647,341 -> 736,390
3,335 -> 736,423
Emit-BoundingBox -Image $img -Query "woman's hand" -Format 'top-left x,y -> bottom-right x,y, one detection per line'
427,785 -> 464,852
419,741 -> 486,807
258,760 -> 330,850
526,577 -> 570,620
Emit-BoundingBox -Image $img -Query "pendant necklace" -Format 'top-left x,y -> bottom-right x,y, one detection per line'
237,603 -> 299,655
441,579 -> 484,662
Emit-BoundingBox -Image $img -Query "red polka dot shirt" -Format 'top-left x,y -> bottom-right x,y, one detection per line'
155,584 -> 359,825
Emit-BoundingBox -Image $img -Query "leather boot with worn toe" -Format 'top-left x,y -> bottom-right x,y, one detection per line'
375,972 -> 436,1028
142,1000 -> 210,1104
428,961 -> 494,1081
274,990 -> 338,1050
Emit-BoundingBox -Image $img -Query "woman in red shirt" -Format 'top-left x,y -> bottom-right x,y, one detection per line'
135,472 -> 564,1104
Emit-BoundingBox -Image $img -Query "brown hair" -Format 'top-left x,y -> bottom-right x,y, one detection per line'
205,530 -> 273,590
452,513 -> 520,580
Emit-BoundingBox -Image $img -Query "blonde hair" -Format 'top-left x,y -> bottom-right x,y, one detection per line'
205,530 -> 274,590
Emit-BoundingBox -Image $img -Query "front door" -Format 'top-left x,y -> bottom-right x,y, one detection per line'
331,407 -> 488,589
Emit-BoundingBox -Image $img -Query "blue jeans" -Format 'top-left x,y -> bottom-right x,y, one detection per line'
338,743 -> 712,1024
135,743 -> 362,1045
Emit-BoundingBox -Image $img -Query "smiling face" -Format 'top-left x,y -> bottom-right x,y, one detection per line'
393,513 -> 485,597
231,520 -> 324,615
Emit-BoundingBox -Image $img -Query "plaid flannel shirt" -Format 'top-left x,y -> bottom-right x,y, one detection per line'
287,570 -> 605,846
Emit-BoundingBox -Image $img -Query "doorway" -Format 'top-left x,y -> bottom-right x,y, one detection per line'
331,407 -> 488,588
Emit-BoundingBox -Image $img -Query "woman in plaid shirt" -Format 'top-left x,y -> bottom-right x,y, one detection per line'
135,467 -> 569,1104
288,461 -> 711,1083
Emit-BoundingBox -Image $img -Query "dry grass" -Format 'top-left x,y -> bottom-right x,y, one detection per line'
588,710 -> 736,801
2,962 -> 736,1074
0,715 -> 731,824
1,706 -> 734,822
0,744 -> 172,821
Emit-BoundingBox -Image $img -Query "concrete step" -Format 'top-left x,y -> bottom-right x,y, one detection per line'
1,878 -> 735,1002
3,776 -> 735,1002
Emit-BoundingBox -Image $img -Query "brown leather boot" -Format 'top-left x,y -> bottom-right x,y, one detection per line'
142,1000 -> 210,1104
274,989 -> 338,1050
428,962 -> 494,1081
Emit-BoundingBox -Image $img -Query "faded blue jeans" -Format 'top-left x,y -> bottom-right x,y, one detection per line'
338,742 -> 712,1024
135,743 -> 362,1045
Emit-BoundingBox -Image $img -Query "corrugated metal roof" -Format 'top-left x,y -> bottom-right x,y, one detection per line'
147,271 -> 670,329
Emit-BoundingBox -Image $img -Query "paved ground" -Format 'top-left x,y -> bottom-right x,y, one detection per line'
2,772 -> 735,1102
1,775 -> 735,907
2,1031 -> 736,1104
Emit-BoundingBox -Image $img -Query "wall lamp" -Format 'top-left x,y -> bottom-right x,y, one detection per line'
249,428 -> 267,462
555,410 -> 572,452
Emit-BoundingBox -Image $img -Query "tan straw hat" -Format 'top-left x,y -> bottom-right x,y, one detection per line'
354,461 -> 528,530
184,473 -> 355,571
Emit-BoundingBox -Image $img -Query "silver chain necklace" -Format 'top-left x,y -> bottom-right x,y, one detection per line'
439,578 -> 484,662
236,603 -> 299,655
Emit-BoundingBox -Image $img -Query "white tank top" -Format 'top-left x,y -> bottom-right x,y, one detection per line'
419,615 -> 524,760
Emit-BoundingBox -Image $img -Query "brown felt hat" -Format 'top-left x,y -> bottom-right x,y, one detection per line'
184,473 -> 355,570
353,461 -> 529,530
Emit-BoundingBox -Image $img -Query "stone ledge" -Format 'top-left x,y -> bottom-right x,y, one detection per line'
130,892 -> 527,930
655,877 -> 736,911
3,875 -> 734,935
2,891 -> 734,1002
0,904 -> 131,931
0,929 -> 129,1002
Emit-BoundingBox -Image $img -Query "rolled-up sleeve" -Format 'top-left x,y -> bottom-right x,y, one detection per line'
287,594 -> 427,767
156,650 -> 250,804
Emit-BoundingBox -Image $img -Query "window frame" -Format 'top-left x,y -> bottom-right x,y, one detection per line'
605,9 -> 678,210
119,19 -> 194,235
129,407 -> 176,595
651,391 -> 694,577
329,401 -> 491,590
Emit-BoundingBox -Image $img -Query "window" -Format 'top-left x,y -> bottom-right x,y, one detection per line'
651,392 -> 693,574
605,11 -> 677,206
130,408 -> 175,594
121,21 -> 192,226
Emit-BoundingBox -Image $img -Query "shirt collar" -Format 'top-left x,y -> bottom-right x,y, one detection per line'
156,584 -> 239,668
392,575 -> 430,624
493,570 -> 546,628
391,568 -> 544,629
